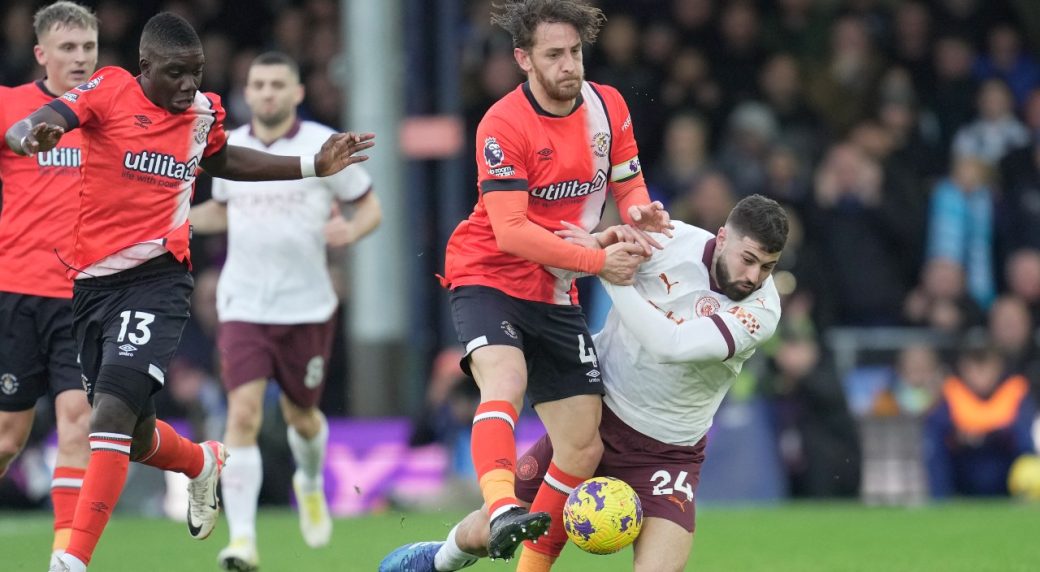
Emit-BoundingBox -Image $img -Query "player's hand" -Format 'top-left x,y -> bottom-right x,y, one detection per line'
554,221 -> 600,250
628,201 -> 674,237
597,224 -> 661,255
315,132 -> 375,176
22,122 -> 65,155
323,202 -> 357,247
598,242 -> 647,286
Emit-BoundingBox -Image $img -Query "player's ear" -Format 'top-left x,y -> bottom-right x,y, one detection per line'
514,47 -> 532,73
33,44 -> 46,66
294,84 -> 305,106
716,226 -> 727,247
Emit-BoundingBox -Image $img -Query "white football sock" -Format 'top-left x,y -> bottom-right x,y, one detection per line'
221,445 -> 263,541
434,524 -> 480,571
287,414 -> 328,482
58,553 -> 86,572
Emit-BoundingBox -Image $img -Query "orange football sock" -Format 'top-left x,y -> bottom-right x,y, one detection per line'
137,420 -> 204,478
65,434 -> 132,565
471,400 -> 520,518
51,466 -> 85,552
516,546 -> 556,572
523,462 -> 585,558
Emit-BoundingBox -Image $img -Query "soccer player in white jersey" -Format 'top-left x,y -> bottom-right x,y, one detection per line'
189,52 -> 382,572
380,194 -> 788,572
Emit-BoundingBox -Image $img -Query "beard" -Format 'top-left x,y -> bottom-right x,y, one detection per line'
715,258 -> 757,301
255,106 -> 292,128
533,66 -> 583,102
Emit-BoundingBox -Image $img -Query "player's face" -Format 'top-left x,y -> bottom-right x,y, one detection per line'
244,64 -> 303,127
521,22 -> 584,102
713,228 -> 780,301
35,24 -> 98,92
141,47 -> 205,114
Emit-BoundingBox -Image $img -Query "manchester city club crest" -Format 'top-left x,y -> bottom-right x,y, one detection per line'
0,373 -> 19,396
591,131 -> 610,157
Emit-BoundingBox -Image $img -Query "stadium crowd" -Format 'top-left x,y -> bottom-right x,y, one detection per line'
1,0 -> 1038,507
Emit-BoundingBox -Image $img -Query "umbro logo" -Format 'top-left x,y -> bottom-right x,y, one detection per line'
537,148 -> 553,160
133,115 -> 152,129
118,344 -> 137,357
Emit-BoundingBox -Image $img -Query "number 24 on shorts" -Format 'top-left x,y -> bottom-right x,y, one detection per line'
651,469 -> 694,501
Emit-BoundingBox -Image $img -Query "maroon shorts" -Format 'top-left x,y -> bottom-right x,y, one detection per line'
217,319 -> 336,408
515,405 -> 707,533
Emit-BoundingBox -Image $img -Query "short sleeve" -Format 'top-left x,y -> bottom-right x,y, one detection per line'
716,288 -> 781,357
211,176 -> 228,203
476,112 -> 528,194
47,66 -> 126,129
323,163 -> 372,202
601,86 -> 641,183
202,93 -> 228,157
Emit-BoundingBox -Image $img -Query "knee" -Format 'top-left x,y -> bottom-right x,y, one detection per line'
226,399 -> 263,438
285,407 -> 323,439
634,554 -> 685,572
479,371 -> 526,407
56,400 -> 91,450
0,441 -> 22,474
569,433 -> 603,473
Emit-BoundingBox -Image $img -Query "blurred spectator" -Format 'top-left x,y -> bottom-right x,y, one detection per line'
768,302 -> 861,498
925,155 -> 996,310
758,52 -> 823,162
951,79 -> 1029,165
876,66 -> 945,179
713,0 -> 767,106
761,0 -> 830,62
639,19 -> 678,83
930,35 -> 980,152
903,258 -> 986,333
924,342 -> 1036,497
973,23 -> 1040,107
717,101 -> 778,197
672,0 -> 717,52
1003,248 -> 1040,325
890,1 -> 935,97
1,3 -> 34,84
670,171 -> 736,233
988,295 -> 1040,398
762,144 -> 812,209
659,46 -> 724,133
889,343 -> 944,416
407,348 -> 479,478
648,111 -> 712,205
807,143 -> 919,326
997,127 -> 1040,260
807,14 -> 885,137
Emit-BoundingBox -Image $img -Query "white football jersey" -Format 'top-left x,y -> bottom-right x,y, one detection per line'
211,121 -> 372,324
595,221 -> 781,446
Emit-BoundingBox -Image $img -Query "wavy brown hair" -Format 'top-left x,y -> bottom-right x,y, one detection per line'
490,0 -> 606,50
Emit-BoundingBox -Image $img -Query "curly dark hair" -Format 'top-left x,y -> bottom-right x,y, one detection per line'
490,0 -> 606,50
726,194 -> 789,254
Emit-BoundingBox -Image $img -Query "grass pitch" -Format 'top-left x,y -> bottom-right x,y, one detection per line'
2,502 -> 1036,571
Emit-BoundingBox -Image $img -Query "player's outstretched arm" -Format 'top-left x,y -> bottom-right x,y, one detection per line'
202,132 -> 374,181
4,106 -> 69,157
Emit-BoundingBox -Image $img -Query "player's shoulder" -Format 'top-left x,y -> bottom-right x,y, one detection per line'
481,86 -> 527,124
658,220 -> 714,251
87,66 -> 133,86
225,123 -> 252,143
585,81 -> 627,108
297,119 -> 337,139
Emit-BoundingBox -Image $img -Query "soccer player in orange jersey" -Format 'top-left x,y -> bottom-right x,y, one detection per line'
0,3 -> 96,568
6,12 -> 374,572
436,1 -> 671,569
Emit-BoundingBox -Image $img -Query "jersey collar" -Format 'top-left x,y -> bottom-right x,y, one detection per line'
521,82 -> 583,117
701,238 -> 725,295
249,117 -> 301,147
35,79 -> 61,98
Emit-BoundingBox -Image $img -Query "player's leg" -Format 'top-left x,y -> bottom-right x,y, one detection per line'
449,286 -> 548,559
216,320 -> 275,570
0,291 -> 50,475
46,296 -> 91,563
50,389 -> 90,560
378,430 -> 555,571
517,305 -> 605,572
273,319 -> 336,549
217,378 -> 267,571
631,517 -> 693,572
